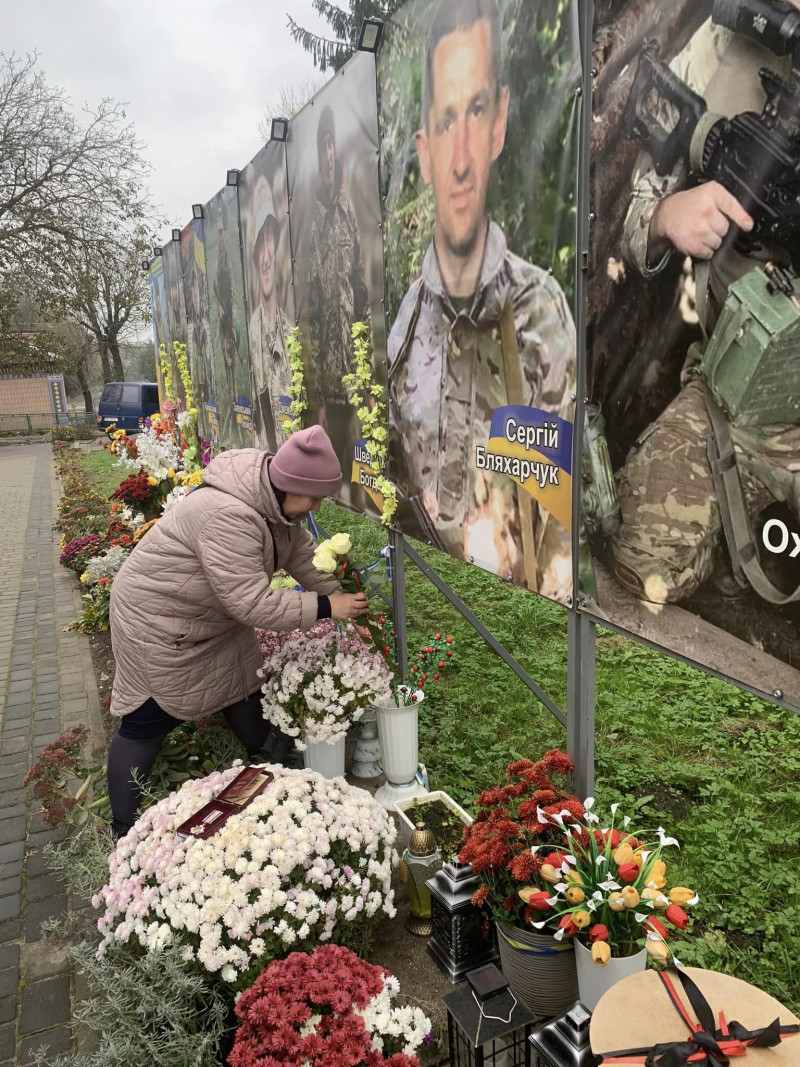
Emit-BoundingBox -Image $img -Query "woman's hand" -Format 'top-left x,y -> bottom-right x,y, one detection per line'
328,592 -> 370,621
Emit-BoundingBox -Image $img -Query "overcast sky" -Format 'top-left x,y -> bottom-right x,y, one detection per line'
3,0 -> 329,238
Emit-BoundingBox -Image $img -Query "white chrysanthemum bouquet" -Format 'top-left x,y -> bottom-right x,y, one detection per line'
259,621 -> 392,750
93,765 -> 397,986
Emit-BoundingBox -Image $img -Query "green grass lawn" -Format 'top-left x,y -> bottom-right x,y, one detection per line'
80,448 -> 128,499
80,447 -> 800,1011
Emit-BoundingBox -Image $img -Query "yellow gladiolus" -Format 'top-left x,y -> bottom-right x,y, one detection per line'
670,887 -> 696,906
573,910 -> 591,929
540,863 -> 560,885
608,892 -> 625,912
646,938 -> 671,962
642,887 -> 668,910
565,886 -> 585,905
621,886 -> 640,909
613,843 -> 634,866
592,942 -> 611,966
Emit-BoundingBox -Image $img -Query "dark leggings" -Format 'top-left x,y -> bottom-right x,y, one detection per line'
107,691 -> 276,835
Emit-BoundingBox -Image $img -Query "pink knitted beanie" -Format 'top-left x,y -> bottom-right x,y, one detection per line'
269,426 -> 342,498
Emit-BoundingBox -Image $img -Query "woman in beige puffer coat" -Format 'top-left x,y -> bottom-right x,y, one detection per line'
106,427 -> 368,837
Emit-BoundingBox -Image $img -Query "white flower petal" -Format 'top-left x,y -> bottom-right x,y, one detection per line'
584,797 -> 595,811
610,803 -> 620,815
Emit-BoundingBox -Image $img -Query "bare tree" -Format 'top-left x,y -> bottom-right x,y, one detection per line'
0,53 -> 151,278
257,76 -> 327,142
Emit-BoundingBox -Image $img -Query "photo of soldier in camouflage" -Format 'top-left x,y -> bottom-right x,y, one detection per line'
586,0 -> 800,703
286,52 -> 385,515
243,162 -> 293,452
385,0 -> 577,601
180,219 -> 216,444
309,104 -> 372,506
204,186 -> 253,449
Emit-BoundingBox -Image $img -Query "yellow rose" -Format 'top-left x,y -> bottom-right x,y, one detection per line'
592,942 -> 611,966
565,886 -> 585,905
613,843 -> 634,866
670,887 -> 696,906
329,533 -> 352,555
540,863 -> 560,885
608,892 -> 625,912
621,886 -> 640,909
642,887 -> 668,910
312,547 -> 338,574
646,938 -> 671,963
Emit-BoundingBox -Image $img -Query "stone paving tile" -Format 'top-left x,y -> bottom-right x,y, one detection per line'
0,445 -> 105,1062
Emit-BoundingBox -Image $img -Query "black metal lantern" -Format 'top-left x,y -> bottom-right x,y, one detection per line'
444,963 -> 534,1067
427,859 -> 499,982
529,1003 -> 599,1067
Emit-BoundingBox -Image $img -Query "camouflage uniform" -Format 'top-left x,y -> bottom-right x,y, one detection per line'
309,159 -> 371,404
612,17 -> 800,604
389,222 -> 575,599
248,302 -> 292,451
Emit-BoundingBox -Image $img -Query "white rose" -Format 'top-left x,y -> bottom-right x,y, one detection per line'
312,546 -> 338,573
329,533 -> 352,555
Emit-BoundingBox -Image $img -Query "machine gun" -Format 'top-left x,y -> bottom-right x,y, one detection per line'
623,0 -> 800,268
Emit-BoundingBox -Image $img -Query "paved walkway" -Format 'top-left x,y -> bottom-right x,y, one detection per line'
0,443 -> 104,1066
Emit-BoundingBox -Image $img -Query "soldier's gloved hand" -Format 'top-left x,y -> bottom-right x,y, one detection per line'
648,181 -> 754,264
329,592 -> 370,621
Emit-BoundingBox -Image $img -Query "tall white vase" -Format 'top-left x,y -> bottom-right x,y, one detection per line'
574,938 -> 646,1012
303,736 -> 346,779
372,691 -> 428,809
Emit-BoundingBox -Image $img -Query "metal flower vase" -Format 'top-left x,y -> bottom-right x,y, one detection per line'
495,922 -> 579,1022
302,736 -> 345,779
373,689 -> 429,809
574,938 -> 646,1012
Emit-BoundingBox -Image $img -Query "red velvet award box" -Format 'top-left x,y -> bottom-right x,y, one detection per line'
176,766 -> 274,840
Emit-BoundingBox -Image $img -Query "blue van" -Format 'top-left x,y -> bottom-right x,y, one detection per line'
97,382 -> 160,435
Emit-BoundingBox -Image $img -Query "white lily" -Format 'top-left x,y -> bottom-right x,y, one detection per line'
584,797 -> 595,810
623,815 -> 632,828
596,855 -> 607,866
593,891 -> 604,902
687,894 -> 700,906
597,879 -> 622,892
610,802 -> 620,816
657,827 -> 680,849
554,928 -> 565,942
585,811 -> 600,825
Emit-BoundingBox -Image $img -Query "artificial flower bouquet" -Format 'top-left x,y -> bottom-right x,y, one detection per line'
259,621 -> 392,751
93,765 -> 398,986
459,750 -> 585,927
522,800 -> 698,967
229,944 -> 433,1067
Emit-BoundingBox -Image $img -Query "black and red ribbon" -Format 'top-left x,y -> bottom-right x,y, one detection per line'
598,968 -> 799,1065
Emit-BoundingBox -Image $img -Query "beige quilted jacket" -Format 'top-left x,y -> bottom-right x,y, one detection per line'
109,448 -> 340,721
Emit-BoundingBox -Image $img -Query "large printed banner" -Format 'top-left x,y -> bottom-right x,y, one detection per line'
204,186 -> 254,449
180,219 -> 216,444
239,141 -> 295,451
149,257 -> 169,404
380,0 -> 580,604
583,0 -> 800,706
286,50 -> 386,517
161,239 -> 188,406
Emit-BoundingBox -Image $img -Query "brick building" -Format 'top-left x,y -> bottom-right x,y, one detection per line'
0,371 -> 68,431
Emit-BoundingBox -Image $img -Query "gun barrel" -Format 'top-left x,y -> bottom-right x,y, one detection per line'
713,0 -> 800,60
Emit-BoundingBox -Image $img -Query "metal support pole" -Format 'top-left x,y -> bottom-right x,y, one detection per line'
567,610 -> 596,797
403,540 -> 567,727
389,528 -> 409,677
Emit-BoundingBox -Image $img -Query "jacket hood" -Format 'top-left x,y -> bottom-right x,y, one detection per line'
201,448 -> 289,525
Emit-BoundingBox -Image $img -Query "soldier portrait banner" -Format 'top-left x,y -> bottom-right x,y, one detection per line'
162,238 -> 188,407
380,0 -> 581,605
239,140 -> 295,452
583,0 -> 800,708
204,185 -> 254,450
286,50 -> 386,518
180,219 -> 216,445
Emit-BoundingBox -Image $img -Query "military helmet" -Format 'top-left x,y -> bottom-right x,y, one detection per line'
252,176 -> 279,265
